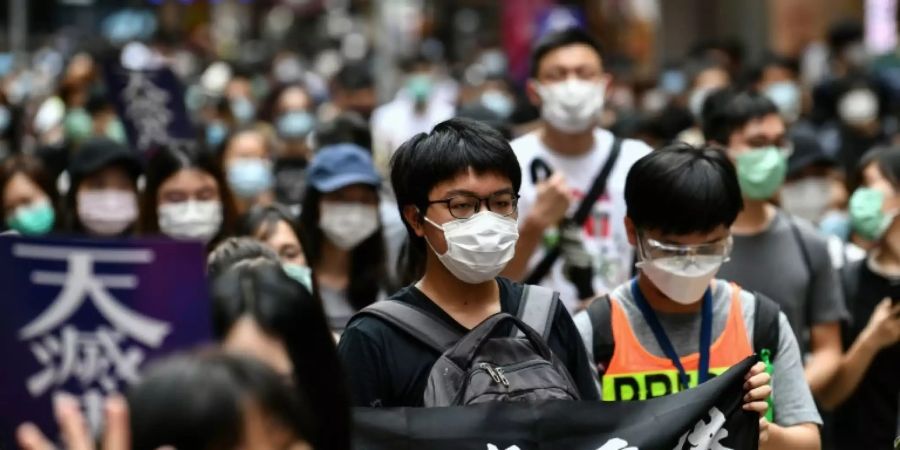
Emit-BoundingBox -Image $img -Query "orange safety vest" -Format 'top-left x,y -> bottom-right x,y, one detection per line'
601,283 -> 753,401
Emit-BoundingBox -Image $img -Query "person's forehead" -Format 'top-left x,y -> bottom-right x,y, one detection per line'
647,227 -> 730,245
742,114 -> 785,137
538,44 -> 603,71
429,169 -> 513,197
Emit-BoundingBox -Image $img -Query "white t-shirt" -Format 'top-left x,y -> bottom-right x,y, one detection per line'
512,128 -> 652,311
370,94 -> 455,175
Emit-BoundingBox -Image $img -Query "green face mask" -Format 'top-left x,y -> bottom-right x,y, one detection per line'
64,108 -> 94,143
6,200 -> 55,235
282,262 -> 313,292
407,74 -> 433,103
735,146 -> 788,200
849,187 -> 895,241
105,119 -> 127,143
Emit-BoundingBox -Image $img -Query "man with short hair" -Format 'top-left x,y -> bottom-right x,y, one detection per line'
575,143 -> 822,449
703,88 -> 848,400
505,28 -> 653,311
337,118 -> 598,407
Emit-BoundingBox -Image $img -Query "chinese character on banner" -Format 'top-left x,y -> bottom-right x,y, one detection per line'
0,235 -> 211,447
103,59 -> 195,158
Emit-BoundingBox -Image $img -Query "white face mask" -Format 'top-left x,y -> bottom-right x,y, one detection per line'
637,255 -> 722,305
77,189 -> 138,236
838,88 -> 878,126
536,78 -> 605,133
780,177 -> 832,223
424,211 -> 519,284
319,202 -> 379,250
688,87 -> 713,119
157,200 -> 223,243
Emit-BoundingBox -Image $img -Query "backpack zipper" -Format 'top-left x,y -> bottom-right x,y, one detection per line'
479,362 -> 503,384
494,367 -> 510,387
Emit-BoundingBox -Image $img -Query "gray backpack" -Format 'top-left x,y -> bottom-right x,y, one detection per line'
359,285 -> 581,406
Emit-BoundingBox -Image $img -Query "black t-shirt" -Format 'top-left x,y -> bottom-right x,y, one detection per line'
834,260 -> 900,450
337,277 -> 600,407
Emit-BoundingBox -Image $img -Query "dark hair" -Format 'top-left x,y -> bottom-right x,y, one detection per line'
530,27 -> 603,78
854,145 -> 900,192
64,165 -> 139,234
701,88 -> 779,146
209,259 -> 351,450
314,112 -> 373,152
207,237 -> 279,279
332,62 -> 374,91
260,82 -> 313,123
683,57 -> 730,89
128,350 -> 313,450
0,154 -> 59,218
140,144 -> 238,249
241,202 -> 301,242
625,142 -> 744,234
390,118 -> 521,283
754,53 -> 800,81
299,185 -> 387,310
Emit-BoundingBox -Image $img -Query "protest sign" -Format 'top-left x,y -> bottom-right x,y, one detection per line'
0,235 -> 211,448
354,356 -> 759,450
102,59 -> 196,158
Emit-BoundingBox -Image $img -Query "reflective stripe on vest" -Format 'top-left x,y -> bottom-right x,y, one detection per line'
601,283 -> 753,401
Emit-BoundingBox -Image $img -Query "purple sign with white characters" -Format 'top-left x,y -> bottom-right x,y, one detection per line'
0,235 -> 212,447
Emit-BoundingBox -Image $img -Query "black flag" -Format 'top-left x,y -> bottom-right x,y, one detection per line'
353,356 -> 759,450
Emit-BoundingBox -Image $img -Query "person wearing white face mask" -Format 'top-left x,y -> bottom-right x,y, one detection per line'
300,143 -> 401,333
140,145 -> 237,251
505,28 -> 653,312
338,118 -> 600,407
574,144 -> 821,449
65,138 -> 142,237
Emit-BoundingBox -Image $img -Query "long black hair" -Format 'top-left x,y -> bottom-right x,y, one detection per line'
299,185 -> 387,311
128,350 -> 314,450
140,144 -> 238,249
209,258 -> 351,450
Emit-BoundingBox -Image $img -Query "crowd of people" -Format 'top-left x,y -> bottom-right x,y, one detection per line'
2,13 -> 900,450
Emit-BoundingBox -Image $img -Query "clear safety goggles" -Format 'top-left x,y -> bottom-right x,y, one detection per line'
637,232 -> 733,266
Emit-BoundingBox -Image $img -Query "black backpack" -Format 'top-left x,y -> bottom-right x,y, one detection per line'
357,285 -> 581,406
584,288 -> 782,374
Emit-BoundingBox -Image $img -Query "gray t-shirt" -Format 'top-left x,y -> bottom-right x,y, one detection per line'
574,279 -> 822,427
717,210 -> 848,352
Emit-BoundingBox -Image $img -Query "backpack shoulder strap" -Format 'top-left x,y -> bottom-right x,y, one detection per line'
585,294 -> 614,371
355,301 -> 464,353
515,284 -> 560,340
524,137 -> 622,285
752,291 -> 782,360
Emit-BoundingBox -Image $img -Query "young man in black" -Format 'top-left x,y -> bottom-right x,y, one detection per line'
337,118 -> 599,406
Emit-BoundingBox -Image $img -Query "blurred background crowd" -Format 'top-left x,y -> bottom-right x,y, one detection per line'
1,0 -> 900,449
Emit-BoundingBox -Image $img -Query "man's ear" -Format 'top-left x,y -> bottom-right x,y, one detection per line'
403,205 -> 425,237
624,216 -> 637,246
525,78 -> 542,106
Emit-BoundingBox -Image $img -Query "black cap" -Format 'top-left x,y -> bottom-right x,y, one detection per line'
68,137 -> 142,183
787,132 -> 835,178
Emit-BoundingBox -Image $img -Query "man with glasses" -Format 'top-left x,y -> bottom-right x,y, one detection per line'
575,143 -> 822,449
703,88 -> 848,402
337,118 -> 599,407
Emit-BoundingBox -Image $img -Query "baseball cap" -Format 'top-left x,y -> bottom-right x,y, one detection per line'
307,143 -> 381,193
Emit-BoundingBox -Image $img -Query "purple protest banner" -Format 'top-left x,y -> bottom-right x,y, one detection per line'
0,235 -> 212,447
103,58 -> 196,159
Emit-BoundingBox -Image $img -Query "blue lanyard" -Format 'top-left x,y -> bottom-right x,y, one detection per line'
630,278 -> 712,390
